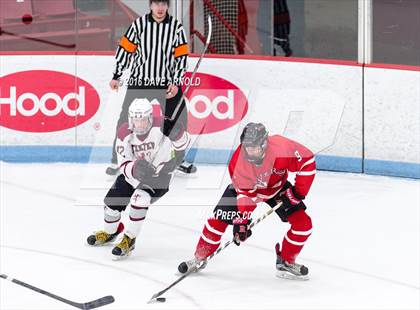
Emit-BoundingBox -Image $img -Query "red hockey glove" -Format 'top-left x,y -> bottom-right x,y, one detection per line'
233,216 -> 252,246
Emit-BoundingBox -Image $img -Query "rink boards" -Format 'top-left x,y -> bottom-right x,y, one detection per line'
0,55 -> 418,178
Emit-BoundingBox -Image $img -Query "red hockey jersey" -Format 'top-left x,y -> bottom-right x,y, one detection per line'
228,135 -> 316,214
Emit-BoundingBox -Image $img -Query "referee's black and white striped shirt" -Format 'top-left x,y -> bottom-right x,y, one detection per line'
113,13 -> 188,87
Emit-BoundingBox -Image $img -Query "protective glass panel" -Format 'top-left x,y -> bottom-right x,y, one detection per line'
372,0 -> 420,66
183,0 -> 358,60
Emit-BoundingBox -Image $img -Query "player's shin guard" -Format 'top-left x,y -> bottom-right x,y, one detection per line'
195,218 -> 228,260
104,206 -> 121,234
125,204 -> 148,239
280,209 -> 312,263
125,190 -> 151,239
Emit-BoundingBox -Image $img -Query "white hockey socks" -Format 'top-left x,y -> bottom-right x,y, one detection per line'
125,189 -> 151,239
103,206 -> 121,234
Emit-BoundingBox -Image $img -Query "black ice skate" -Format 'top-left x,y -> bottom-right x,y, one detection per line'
178,258 -> 207,274
105,164 -> 120,176
275,243 -> 309,280
87,223 -> 124,246
176,161 -> 197,174
112,234 -> 136,260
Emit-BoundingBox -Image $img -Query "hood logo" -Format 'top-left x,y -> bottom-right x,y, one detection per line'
0,70 -> 100,132
183,72 -> 248,135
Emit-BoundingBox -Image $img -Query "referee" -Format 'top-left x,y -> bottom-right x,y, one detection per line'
107,0 -> 196,175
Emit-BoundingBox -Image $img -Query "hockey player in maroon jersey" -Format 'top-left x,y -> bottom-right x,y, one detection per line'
87,98 -> 190,259
179,122 -> 316,279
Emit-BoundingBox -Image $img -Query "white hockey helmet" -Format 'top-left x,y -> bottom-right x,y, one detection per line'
128,98 -> 153,135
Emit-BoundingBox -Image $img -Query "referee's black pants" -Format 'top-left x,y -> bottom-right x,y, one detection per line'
111,85 -> 188,165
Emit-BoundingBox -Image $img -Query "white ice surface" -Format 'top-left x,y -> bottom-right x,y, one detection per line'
0,163 -> 419,309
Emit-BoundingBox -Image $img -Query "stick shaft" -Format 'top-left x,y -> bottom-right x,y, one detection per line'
149,202 -> 283,301
0,274 -> 114,309
150,16 -> 212,168
168,15 -> 213,122
1,274 -> 75,305
207,202 -> 283,261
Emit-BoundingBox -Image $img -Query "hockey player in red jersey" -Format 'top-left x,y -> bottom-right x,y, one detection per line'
179,122 -> 315,279
87,98 -> 190,259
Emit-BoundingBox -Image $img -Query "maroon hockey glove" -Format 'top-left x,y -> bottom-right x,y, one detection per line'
133,159 -> 155,181
158,150 -> 184,175
233,216 -> 252,246
158,158 -> 177,175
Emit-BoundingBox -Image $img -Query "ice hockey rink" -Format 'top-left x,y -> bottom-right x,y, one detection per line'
1,162 -> 418,310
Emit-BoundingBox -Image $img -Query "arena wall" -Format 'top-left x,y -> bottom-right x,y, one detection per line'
0,55 -> 418,178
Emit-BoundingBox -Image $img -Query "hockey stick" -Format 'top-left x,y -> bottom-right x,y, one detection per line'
0,274 -> 114,309
168,14 -> 212,122
150,15 -> 212,168
148,201 -> 283,303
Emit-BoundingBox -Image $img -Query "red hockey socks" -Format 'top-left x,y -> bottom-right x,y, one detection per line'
280,209 -> 312,263
195,218 -> 228,259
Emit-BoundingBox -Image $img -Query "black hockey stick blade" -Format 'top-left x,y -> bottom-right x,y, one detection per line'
0,274 -> 115,309
75,295 -> 115,310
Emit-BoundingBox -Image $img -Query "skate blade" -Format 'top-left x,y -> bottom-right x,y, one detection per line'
174,170 -> 199,178
276,270 -> 309,281
85,242 -> 113,247
86,239 -> 118,247
111,251 -> 133,261
175,267 -> 203,276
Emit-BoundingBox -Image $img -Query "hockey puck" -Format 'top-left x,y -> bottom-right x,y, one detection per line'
156,297 -> 166,302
